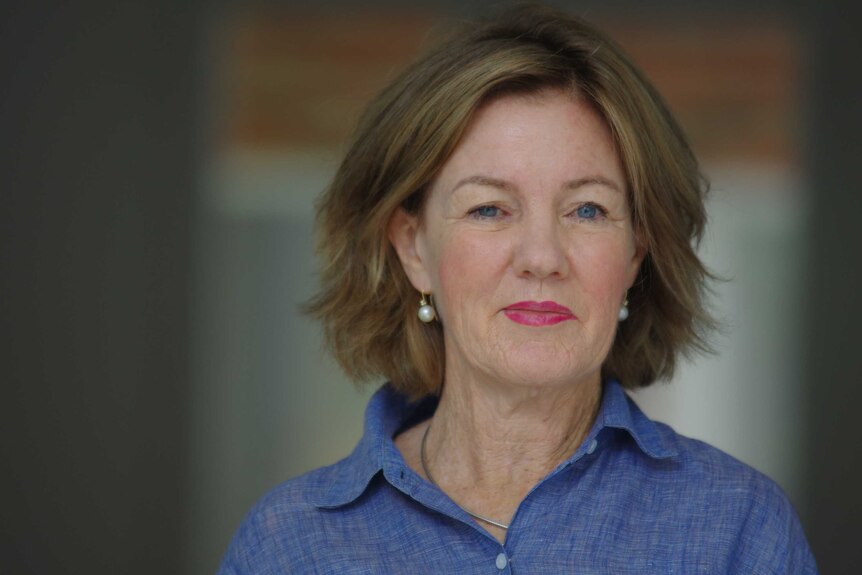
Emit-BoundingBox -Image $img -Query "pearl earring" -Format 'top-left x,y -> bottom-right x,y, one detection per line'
618,293 -> 629,322
417,293 -> 437,323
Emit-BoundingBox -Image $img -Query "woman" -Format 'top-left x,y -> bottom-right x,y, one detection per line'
219,5 -> 816,573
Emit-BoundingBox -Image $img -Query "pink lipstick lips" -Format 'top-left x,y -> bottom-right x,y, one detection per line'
503,300 -> 577,326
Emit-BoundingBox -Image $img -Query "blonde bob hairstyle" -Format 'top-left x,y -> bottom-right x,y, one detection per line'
307,4 -> 714,400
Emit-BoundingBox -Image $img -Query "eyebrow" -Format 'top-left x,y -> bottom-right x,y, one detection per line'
451,174 -> 622,194
564,176 -> 622,193
451,175 -> 515,194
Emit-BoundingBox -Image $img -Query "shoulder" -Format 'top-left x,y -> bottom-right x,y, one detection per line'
217,385 -> 419,573
216,461 -> 351,575
644,421 -> 818,573
657,421 -> 774,489
246,463 -> 335,524
612,388 -> 794,507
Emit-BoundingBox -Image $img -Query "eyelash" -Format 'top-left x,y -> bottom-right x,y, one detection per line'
467,202 -> 608,221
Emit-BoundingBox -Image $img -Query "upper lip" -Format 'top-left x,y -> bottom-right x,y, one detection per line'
504,300 -> 574,315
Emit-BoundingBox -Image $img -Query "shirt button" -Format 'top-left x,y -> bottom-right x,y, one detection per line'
586,439 -> 598,454
495,552 -> 508,570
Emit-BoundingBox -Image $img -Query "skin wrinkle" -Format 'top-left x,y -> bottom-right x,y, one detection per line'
390,89 -> 643,543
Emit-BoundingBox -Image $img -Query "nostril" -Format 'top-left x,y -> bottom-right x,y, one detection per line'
513,241 -> 569,280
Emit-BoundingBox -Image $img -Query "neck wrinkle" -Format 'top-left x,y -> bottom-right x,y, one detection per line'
425,375 -> 602,492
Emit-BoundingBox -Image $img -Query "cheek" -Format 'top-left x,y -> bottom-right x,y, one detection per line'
575,237 -> 634,308
433,233 -> 506,315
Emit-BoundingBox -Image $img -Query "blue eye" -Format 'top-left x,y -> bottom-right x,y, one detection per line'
471,205 -> 502,218
576,203 -> 601,219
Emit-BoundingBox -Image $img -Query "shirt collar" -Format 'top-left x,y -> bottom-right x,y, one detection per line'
312,379 -> 676,508
312,384 -> 430,508
594,378 -> 678,460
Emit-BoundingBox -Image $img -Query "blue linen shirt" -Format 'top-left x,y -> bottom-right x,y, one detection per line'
218,380 -> 817,574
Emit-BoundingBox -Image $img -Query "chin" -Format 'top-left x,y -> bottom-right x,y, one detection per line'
497,352 -> 597,390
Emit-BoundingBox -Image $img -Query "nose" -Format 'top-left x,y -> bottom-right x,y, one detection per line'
512,215 -> 570,280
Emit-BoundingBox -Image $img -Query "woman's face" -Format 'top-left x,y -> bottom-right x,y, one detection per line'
390,89 -> 644,391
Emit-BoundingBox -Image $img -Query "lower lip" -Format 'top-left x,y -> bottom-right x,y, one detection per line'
503,310 -> 576,326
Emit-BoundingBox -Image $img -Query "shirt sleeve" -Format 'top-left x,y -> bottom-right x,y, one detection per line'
217,507 -> 268,575
730,478 -> 818,574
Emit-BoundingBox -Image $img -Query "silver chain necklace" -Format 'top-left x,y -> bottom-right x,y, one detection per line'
420,424 -> 511,530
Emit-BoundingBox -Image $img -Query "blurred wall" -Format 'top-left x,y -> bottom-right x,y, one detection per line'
803,1 -> 862,570
1,2 -> 199,573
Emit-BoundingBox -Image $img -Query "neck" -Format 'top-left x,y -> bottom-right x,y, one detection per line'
412,372 -> 601,543
428,375 -> 602,490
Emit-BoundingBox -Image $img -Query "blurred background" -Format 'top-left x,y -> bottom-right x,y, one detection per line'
2,1 -> 860,573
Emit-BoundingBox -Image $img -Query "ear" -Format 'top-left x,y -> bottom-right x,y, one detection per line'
626,231 -> 647,288
388,207 -> 433,293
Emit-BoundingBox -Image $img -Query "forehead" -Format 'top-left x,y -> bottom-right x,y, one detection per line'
430,88 -> 625,196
